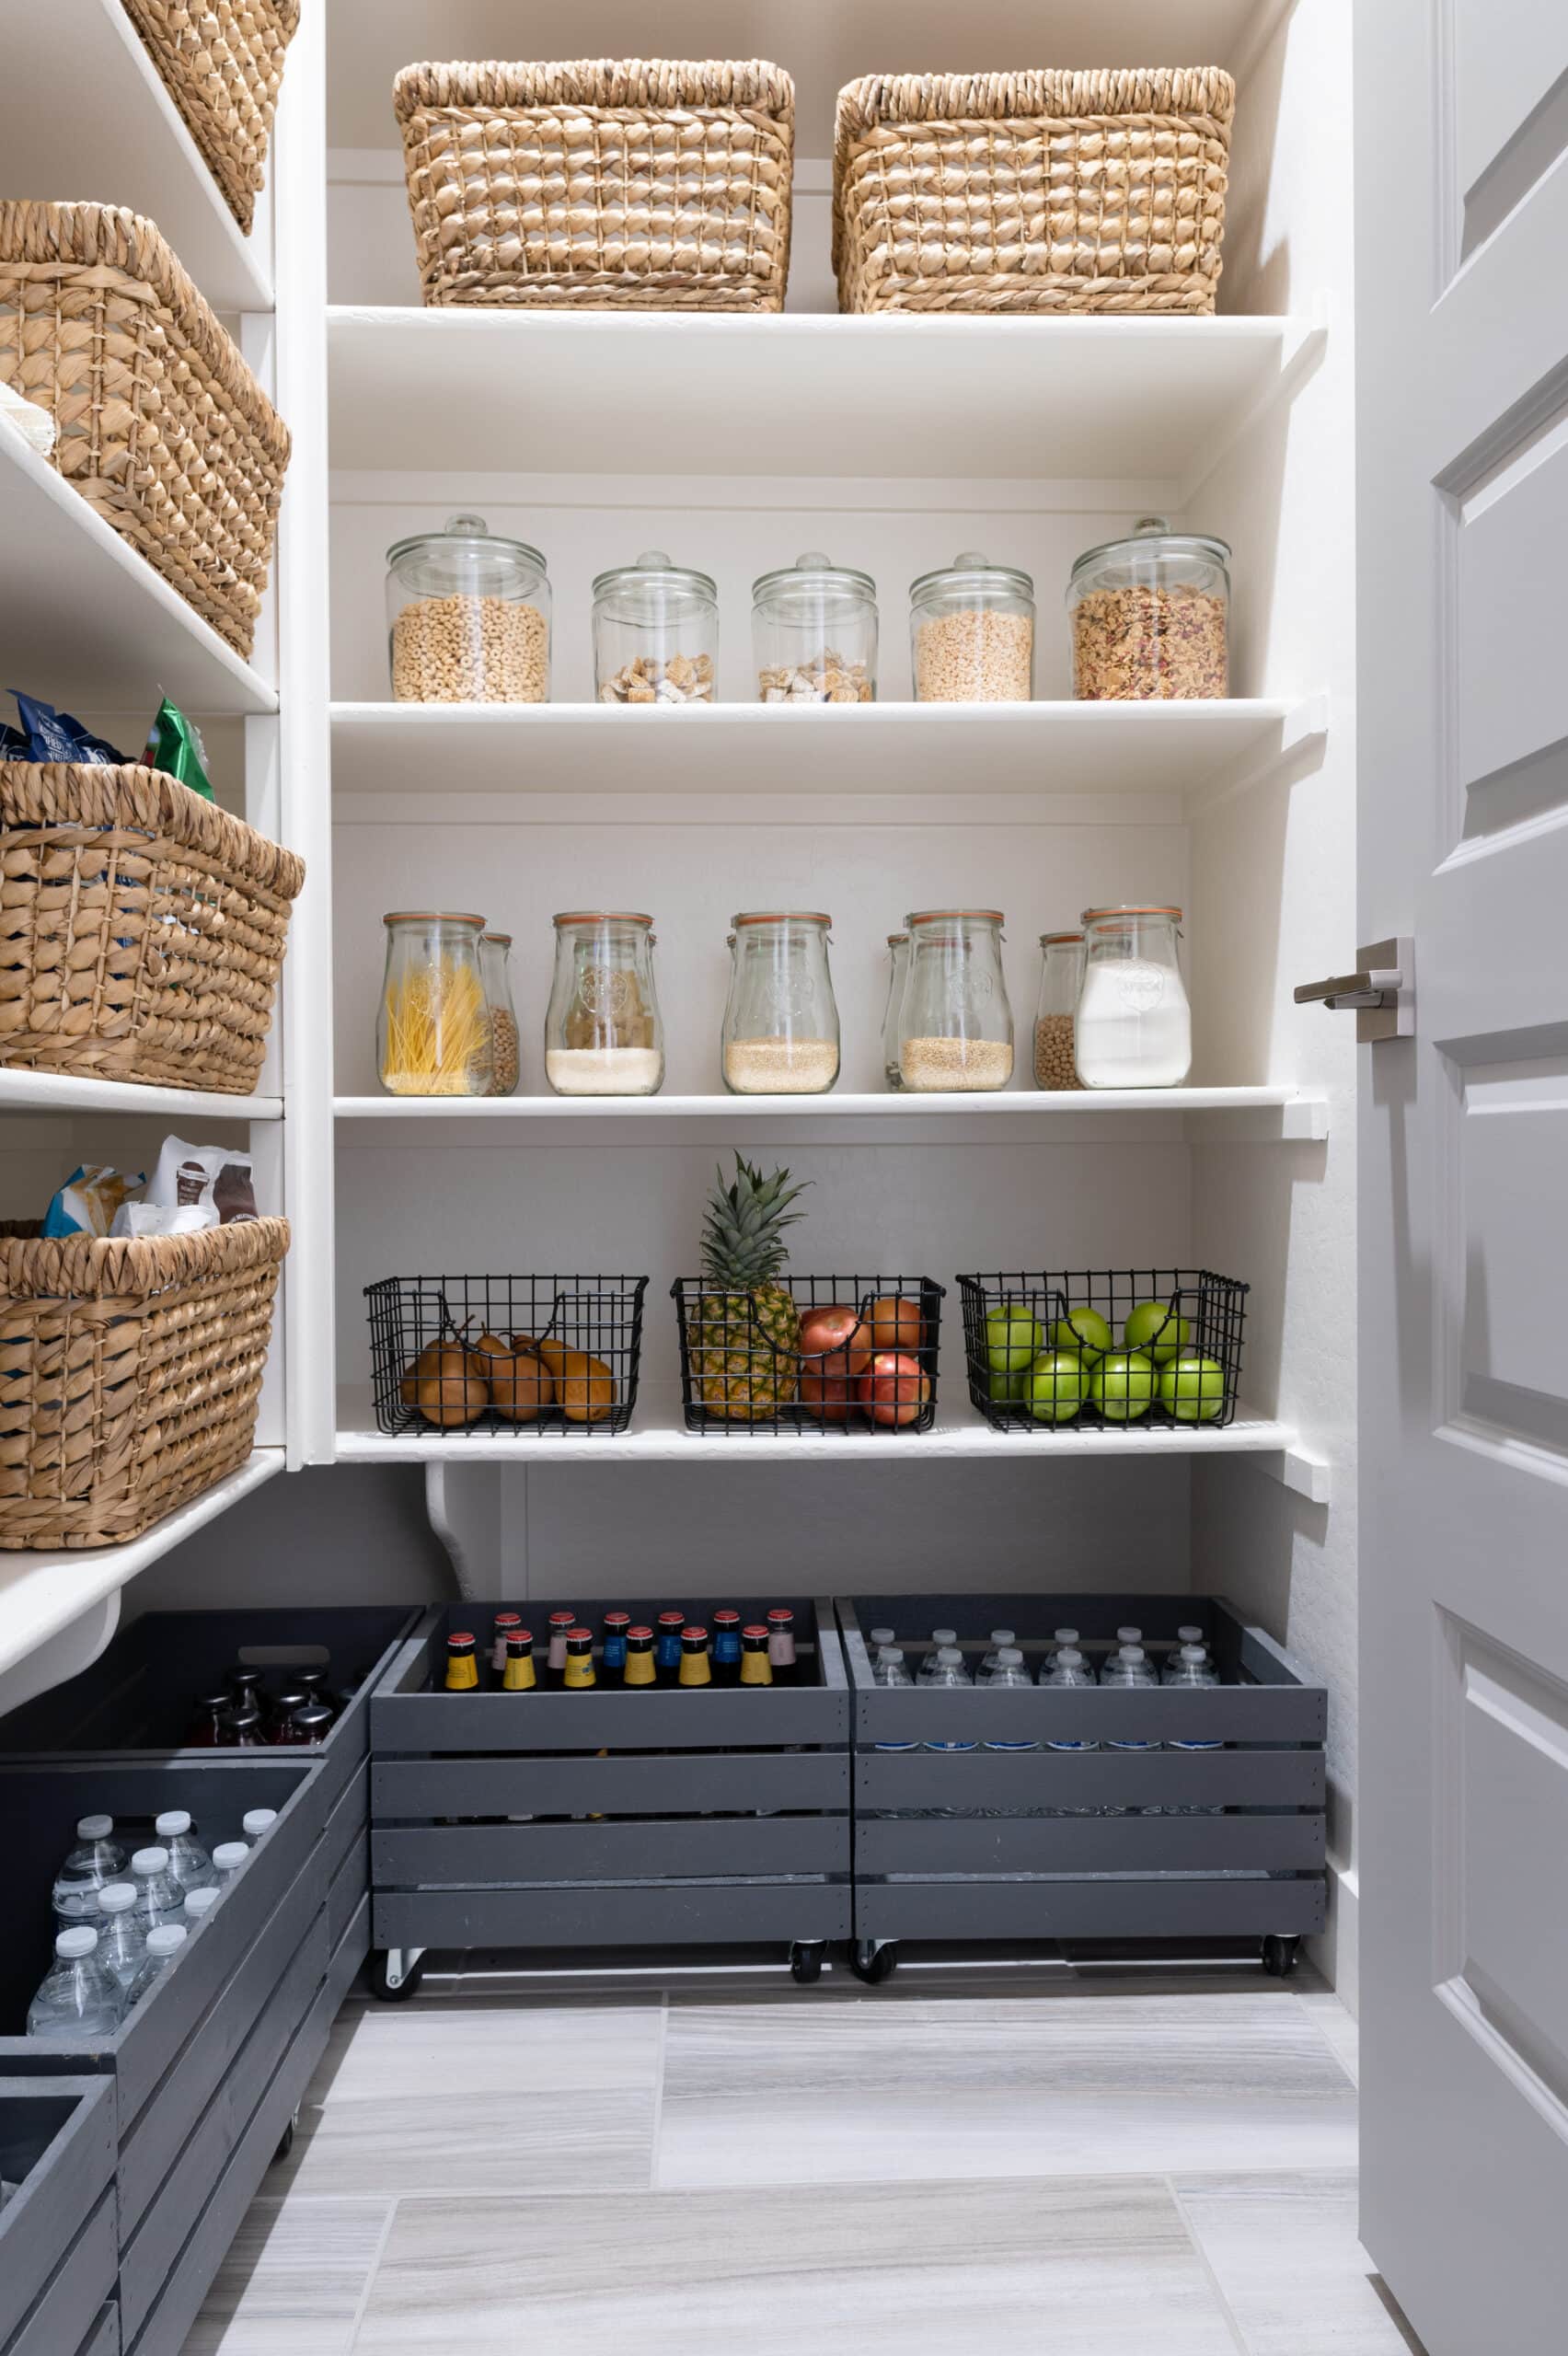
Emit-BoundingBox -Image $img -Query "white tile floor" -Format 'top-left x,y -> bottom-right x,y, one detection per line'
182,1953 -> 1426,2356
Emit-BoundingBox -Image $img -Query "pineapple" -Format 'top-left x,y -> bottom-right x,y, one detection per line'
691,1156 -> 811,1420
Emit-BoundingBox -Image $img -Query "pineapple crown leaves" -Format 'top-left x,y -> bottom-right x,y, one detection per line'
698,1155 -> 812,1290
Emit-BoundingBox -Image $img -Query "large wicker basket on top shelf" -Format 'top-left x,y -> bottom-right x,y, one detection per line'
0,763 -> 305,1095
834,69 -> 1236,316
395,58 -> 795,310
0,1218 -> 289,1549
0,203 -> 290,656
121,0 -> 301,233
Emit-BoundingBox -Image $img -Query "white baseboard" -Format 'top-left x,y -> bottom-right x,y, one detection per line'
1308,1858 -> 1359,2015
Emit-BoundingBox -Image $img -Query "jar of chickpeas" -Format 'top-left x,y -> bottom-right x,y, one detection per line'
1032,931 -> 1085,1090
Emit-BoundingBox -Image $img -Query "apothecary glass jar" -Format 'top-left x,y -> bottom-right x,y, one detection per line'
593,549 -> 718,705
386,514 -> 550,704
1067,518 -> 1229,699
899,910 -> 1014,1091
545,913 -> 664,1096
752,553 -> 877,702
910,552 -> 1035,701
722,913 -> 840,1093
378,912 -> 494,1097
882,931 -> 909,1090
1076,906 -> 1192,1088
479,931 -> 520,1096
1032,931 -> 1084,1091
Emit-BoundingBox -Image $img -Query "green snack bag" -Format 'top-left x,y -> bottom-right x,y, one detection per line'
144,696 -> 215,802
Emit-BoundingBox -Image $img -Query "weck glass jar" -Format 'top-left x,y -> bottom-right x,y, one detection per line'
910,552 -> 1035,701
899,910 -> 1014,1091
882,931 -> 909,1090
593,549 -> 718,705
1076,907 -> 1192,1088
722,913 -> 840,1093
386,514 -> 550,704
378,912 -> 494,1097
1032,931 -> 1085,1091
479,931 -> 520,1096
752,553 -> 877,702
545,913 -> 664,1096
1067,518 -> 1229,699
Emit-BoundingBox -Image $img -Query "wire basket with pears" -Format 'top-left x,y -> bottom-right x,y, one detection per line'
365,1275 -> 649,1438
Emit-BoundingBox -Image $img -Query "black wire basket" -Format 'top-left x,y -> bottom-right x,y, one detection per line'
956,1268 -> 1249,1433
365,1275 -> 649,1438
671,1275 -> 944,1436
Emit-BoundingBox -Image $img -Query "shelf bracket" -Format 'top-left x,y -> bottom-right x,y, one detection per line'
1268,1443 -> 1332,1506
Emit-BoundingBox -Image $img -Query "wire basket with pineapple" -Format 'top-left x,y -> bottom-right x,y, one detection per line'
366,1275 -> 649,1437
672,1159 -> 943,1437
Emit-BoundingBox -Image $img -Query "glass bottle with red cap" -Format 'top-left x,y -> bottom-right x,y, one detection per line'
599,1612 -> 631,1683
490,1612 -> 522,1675
679,1626 -> 713,1688
546,1611 -> 578,1688
623,1627 -> 657,1688
710,1609 -> 744,1686
502,1629 -> 536,1692
444,1632 -> 479,1692
767,1609 -> 798,1684
654,1611 -> 686,1684
563,1628 -> 597,1691
741,1625 -> 774,1686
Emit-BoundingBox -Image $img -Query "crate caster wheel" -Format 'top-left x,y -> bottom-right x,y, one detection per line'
270,2109 -> 298,2166
789,1941 -> 824,1985
370,1946 -> 427,2003
851,1939 -> 899,1985
1261,1934 -> 1301,1980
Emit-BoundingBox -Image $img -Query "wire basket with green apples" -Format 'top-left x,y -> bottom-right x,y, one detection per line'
955,1269 -> 1247,1432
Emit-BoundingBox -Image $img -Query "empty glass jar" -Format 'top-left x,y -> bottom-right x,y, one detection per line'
1076,906 -> 1192,1088
753,552 -> 877,702
910,552 -> 1035,701
593,549 -> 718,705
899,910 -> 1014,1091
722,913 -> 840,1093
1032,931 -> 1085,1091
545,913 -> 664,1096
882,930 -> 909,1090
378,912 -> 494,1097
386,514 -> 550,704
1067,518 -> 1229,699
479,931 -> 520,1096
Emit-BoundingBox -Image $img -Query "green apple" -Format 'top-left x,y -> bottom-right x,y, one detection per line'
1090,1348 -> 1157,1421
988,1367 -> 1029,1404
1049,1306 -> 1113,1368
985,1303 -> 1043,1373
1026,1349 -> 1088,1424
1158,1352 -> 1227,1423
1123,1299 -> 1192,1364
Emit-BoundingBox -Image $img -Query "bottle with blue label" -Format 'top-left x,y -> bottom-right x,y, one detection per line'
1042,1646 -> 1101,1816
980,1647 -> 1038,1815
1163,1643 -> 1222,1813
923,1646 -> 976,1815
1099,1644 -> 1160,1814
872,1645 -> 919,1818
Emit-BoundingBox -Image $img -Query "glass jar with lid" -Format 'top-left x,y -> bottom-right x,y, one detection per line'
1076,907 -> 1192,1088
593,549 -> 718,705
545,914 -> 663,1096
1032,931 -> 1085,1091
479,931 -> 521,1096
910,552 -> 1035,701
899,911 -> 1014,1091
378,912 -> 494,1097
721,914 -> 840,1093
1067,518 -> 1229,699
752,552 -> 876,702
386,514 -> 550,704
882,931 -> 909,1090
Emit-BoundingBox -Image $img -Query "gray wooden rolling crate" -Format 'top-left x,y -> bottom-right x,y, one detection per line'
0,2076 -> 117,2356
840,1595 -> 1327,1985
368,1599 -> 851,1995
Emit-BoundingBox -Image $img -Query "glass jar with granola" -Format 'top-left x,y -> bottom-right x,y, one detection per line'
1067,518 -> 1229,699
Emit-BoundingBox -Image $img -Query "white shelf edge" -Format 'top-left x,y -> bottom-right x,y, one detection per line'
0,1070 -> 283,1119
334,1087 -> 1326,1131
0,1449 -> 284,1682
329,698 -> 1303,727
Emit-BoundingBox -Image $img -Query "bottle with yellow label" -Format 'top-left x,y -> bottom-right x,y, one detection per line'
678,1625 -> 712,1688
623,1626 -> 656,1687
502,1629 -> 536,1691
444,1632 -> 478,1692
563,1627 -> 597,1690
740,1624 -> 774,1685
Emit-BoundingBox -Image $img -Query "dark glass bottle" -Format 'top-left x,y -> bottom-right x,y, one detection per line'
710,1610 -> 743,1686
490,1613 -> 523,1674
188,1690 -> 236,1747
654,1611 -> 686,1683
546,1611 -> 577,1688
267,1685 -> 311,1743
563,1628 -> 597,1691
226,1667 -> 265,1712
283,1703 -> 334,1746
297,1667 -> 337,1720
623,1626 -> 656,1688
600,1612 -> 631,1681
767,1609 -> 798,1685
502,1630 -> 536,1692
444,1633 -> 479,1692
227,1703 -> 265,1749
678,1626 -> 712,1689
741,1625 -> 774,1686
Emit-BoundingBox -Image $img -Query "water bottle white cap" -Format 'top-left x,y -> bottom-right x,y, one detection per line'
98,1884 -> 136,1914
146,1925 -> 188,1955
155,1810 -> 191,1838
185,1888 -> 220,1915
1119,1645 -> 1147,1662
131,1847 -> 169,1877
869,1628 -> 895,1646
1180,1644 -> 1207,1661
997,1647 -> 1024,1666
56,1927 -> 98,1958
882,1646 -> 905,1662
937,1647 -> 964,1666
76,1813 -> 114,1841
242,1810 -> 277,1837
1057,1646 -> 1085,1664
1178,1624 -> 1204,1642
1054,1628 -> 1078,1644
213,1842 -> 248,1871
932,1627 -> 957,1645
989,1629 -> 1015,1644
1117,1626 -> 1142,1644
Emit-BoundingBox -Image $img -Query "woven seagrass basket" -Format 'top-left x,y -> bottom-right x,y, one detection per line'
0,203 -> 290,657
0,1218 -> 289,1549
834,69 -> 1235,315
0,764 -> 305,1095
395,58 -> 795,310
121,0 -> 301,232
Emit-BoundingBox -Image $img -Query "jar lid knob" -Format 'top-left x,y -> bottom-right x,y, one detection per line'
1133,515 -> 1170,535
635,548 -> 674,568
794,549 -> 833,570
444,513 -> 490,537
953,549 -> 990,566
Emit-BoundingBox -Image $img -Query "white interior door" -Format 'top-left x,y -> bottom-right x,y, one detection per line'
1356,4 -> 1568,2347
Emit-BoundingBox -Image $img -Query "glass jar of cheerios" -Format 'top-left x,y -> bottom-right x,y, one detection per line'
910,552 -> 1034,701
386,514 -> 550,704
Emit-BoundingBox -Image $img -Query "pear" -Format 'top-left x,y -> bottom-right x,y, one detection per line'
477,1331 -> 554,1423
533,1337 -> 617,1424
402,1339 -> 487,1428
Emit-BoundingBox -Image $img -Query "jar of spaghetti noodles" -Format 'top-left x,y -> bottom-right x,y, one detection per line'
377,912 -> 494,1096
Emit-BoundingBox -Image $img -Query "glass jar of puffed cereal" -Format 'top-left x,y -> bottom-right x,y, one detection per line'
545,913 -> 664,1096
386,514 -> 550,704
1066,519 -> 1229,699
898,910 -> 1014,1091
1032,931 -> 1085,1091
752,552 -> 877,703
910,552 -> 1035,701
593,549 -> 718,706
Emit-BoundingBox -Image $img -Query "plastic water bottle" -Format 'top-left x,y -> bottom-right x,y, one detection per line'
1100,1645 -> 1161,1813
212,1842 -> 249,1880
52,1816 -> 127,1926
918,1628 -> 959,1682
184,1888 -> 221,1926
129,1846 -> 181,1933
94,1884 -> 147,1994
1043,1646 -> 1101,1816
1109,1625 -> 1143,1673
28,1928 -> 121,2039
1164,1644 -> 1223,1813
1041,1628 -> 1080,1679
978,1628 -> 1017,1684
1165,1635 -> 1214,1681
868,1626 -> 896,1655
981,1647 -> 1038,1814
923,1647 -> 976,1812
122,1924 -> 188,2013
872,1646 -> 921,1816
242,1808 -> 278,1841
155,1810 -> 214,1896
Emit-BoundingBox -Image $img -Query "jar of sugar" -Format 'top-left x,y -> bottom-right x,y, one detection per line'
1075,907 -> 1191,1089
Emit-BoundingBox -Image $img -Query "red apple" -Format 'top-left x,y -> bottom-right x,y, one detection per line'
857,1349 -> 930,1427
798,1302 -> 873,1380
801,1363 -> 856,1422
866,1295 -> 923,1355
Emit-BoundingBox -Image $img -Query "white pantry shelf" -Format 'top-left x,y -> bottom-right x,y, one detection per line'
0,0 -> 272,313
328,309 -> 1310,482
0,1069 -> 283,1120
0,1449 -> 284,1682
0,430 -> 278,716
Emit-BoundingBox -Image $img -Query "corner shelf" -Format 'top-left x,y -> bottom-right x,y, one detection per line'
0,1071 -> 283,1120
